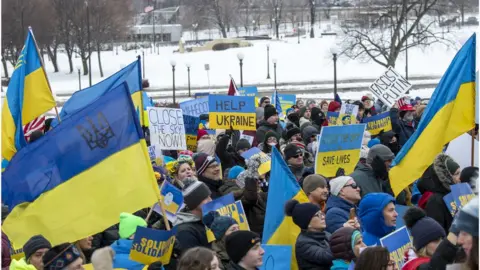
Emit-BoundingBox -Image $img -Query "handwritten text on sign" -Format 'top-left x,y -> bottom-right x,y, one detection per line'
148,107 -> 186,150
369,67 -> 412,107
208,95 -> 256,130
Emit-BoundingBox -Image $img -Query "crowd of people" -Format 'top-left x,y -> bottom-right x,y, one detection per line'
2,94 -> 478,270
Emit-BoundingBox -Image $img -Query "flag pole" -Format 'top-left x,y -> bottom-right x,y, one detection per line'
156,180 -> 172,231
28,27 -> 61,123
471,128 -> 475,166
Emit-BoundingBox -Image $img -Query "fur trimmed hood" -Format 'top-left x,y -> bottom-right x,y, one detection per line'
433,154 -> 457,191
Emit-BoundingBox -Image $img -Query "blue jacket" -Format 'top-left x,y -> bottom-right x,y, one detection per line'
358,193 -> 396,246
325,195 -> 357,234
111,239 -> 145,270
331,259 -> 350,270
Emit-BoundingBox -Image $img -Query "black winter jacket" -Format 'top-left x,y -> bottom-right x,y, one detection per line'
215,133 -> 246,171
417,237 -> 460,270
256,120 -> 283,144
198,175 -> 224,199
173,212 -> 210,255
295,231 -> 334,270
241,177 -> 267,238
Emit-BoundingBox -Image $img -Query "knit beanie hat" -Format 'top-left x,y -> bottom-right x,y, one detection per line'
330,176 -> 353,196
306,99 -> 316,107
197,129 -> 209,141
460,166 -> 478,184
403,207 -> 446,250
303,175 -> 328,195
203,211 -> 238,240
366,144 -> 395,164
23,235 -> 52,260
330,227 -> 356,261
235,139 -> 251,152
91,247 -> 115,270
299,107 -> 309,118
264,130 -> 280,144
183,179 -> 212,210
445,157 -> 460,175
197,139 -> 216,156
328,101 -> 341,112
367,138 -> 380,148
119,212 -> 147,239
194,153 -> 216,176
259,97 -> 270,106
284,143 -> 302,161
43,243 -> 81,270
255,107 -> 264,121
228,166 -> 245,180
225,231 -> 261,264
264,104 -> 277,121
455,196 -> 479,237
285,200 -> 321,230
286,127 -> 301,141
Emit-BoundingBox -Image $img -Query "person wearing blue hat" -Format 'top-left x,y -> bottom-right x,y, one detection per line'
358,193 -> 397,246
203,211 -> 239,269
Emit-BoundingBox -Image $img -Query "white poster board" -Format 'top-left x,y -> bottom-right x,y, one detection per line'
340,103 -> 359,116
445,133 -> 478,169
147,107 -> 187,150
369,67 -> 412,108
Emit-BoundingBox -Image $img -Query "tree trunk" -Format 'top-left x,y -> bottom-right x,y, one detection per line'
82,58 -> 88,76
221,26 -> 227,38
47,46 -> 59,72
310,4 -> 315,38
275,22 -> 280,39
66,50 -> 74,73
2,56 -> 9,78
461,4 -> 465,25
97,43 -> 104,78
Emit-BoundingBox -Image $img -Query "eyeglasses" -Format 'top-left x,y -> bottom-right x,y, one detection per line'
292,154 -> 303,159
344,183 -> 358,189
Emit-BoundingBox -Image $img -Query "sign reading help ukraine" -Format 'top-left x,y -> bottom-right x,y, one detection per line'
260,245 -> 292,270
315,124 -> 366,177
148,107 -> 186,150
363,112 -> 392,135
129,227 -> 176,265
380,226 -> 412,269
277,94 -> 296,112
209,95 -> 256,130
450,183 -> 475,209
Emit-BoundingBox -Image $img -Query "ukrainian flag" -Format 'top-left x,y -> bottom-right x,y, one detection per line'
389,34 -> 476,196
262,147 -> 309,270
159,181 -> 183,215
1,29 -> 56,162
2,82 -> 161,246
54,58 -> 146,126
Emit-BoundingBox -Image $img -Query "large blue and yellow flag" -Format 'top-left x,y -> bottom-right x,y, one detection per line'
2,82 -> 161,247
55,58 -> 146,125
262,147 -> 309,270
1,30 -> 56,162
389,33 -> 476,196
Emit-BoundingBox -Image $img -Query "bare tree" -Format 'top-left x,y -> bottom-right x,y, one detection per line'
449,0 -> 478,25
309,0 -> 316,37
51,0 -> 76,73
264,0 -> 284,38
189,0 -> 236,38
341,0 -> 453,68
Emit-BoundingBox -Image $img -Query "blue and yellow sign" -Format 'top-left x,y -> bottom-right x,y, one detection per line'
129,227 -> 176,265
451,183 -> 475,209
238,86 -> 259,107
443,193 -> 458,216
380,226 -> 412,269
336,113 -> 357,126
327,112 -> 339,126
180,98 -> 209,151
241,147 -> 271,175
363,112 -> 392,135
315,124 -> 366,177
208,95 -> 256,130
277,94 -> 296,113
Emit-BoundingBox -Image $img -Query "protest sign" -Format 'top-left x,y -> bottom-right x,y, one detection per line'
238,86 -> 258,97
180,98 -> 209,151
209,95 -> 256,130
315,124 -> 366,177
380,226 -> 412,269
336,114 -> 357,126
9,244 -> 24,261
241,147 -> 271,175
369,67 -> 412,108
159,181 -> 183,217
450,183 -> 475,209
363,112 -> 393,136
340,103 -> 359,117
202,193 -> 236,215
327,112 -> 339,126
147,107 -> 186,150
148,144 -> 164,166
277,94 -> 296,113
129,227 -> 176,265
195,92 -> 210,98
180,97 -> 209,117
240,133 -> 254,145
443,193 -> 458,216
395,205 -> 410,228
445,133 -> 478,169
260,245 -> 292,270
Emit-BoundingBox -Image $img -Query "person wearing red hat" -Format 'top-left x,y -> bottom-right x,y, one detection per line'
390,102 -> 417,147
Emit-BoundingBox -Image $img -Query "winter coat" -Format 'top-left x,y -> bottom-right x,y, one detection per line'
225,262 -> 256,270
256,120 -> 283,145
215,133 -> 246,171
390,108 -> 416,147
331,259 -> 351,270
8,258 -> 36,270
212,241 -> 230,270
296,230 -> 334,270
325,195 -> 357,234
289,164 -> 309,181
91,225 -> 120,251
219,181 -> 244,200
2,233 -> 11,270
110,239 -> 145,270
408,237 -> 459,270
173,212 -> 210,255
330,227 -> 356,268
198,175 -> 224,199
349,163 -> 385,197
241,178 -> 267,237
302,125 -> 319,146
417,164 -> 453,234
358,193 -> 396,246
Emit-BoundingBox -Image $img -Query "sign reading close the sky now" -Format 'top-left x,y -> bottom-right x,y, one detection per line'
369,67 -> 412,108
147,107 -> 186,150
208,95 -> 256,130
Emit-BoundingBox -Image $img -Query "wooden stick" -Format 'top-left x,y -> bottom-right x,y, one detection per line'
471,128 -> 475,166
28,26 -> 61,123
158,199 -> 172,231
145,204 -> 156,223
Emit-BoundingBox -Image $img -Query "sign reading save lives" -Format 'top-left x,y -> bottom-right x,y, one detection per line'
315,124 -> 366,177
369,67 -> 412,108
208,95 -> 256,130
147,107 -> 186,150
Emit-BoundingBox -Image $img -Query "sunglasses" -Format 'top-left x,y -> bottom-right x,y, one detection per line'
344,183 -> 358,189
292,154 -> 303,159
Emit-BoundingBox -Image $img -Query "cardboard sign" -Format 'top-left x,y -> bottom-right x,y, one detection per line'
260,245 -> 292,270
327,112 -> 339,126
148,145 -> 164,166
336,114 -> 357,126
363,112 -> 392,136
129,227 -> 176,265
180,98 -> 209,152
380,226 -> 412,269
315,124 -> 366,177
147,107 -> 186,150
238,86 -> 258,97
209,95 -> 256,130
443,192 -> 458,216
277,94 -> 296,113
241,147 -> 271,175
180,97 -> 209,117
450,183 -> 475,209
369,67 -> 412,108
340,103 -> 359,116
240,133 -> 254,145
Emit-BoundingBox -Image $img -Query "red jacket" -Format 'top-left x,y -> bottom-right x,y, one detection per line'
2,232 -> 11,270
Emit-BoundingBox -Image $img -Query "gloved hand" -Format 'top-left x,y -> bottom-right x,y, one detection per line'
226,125 -> 234,136
336,168 -> 345,177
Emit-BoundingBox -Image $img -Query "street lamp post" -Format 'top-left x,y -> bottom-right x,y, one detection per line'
330,47 -> 338,97
405,17 -> 409,81
272,58 -> 277,90
237,52 -> 244,87
186,63 -> 191,97
297,22 -> 300,44
252,20 -> 256,36
170,60 -> 176,104
142,49 -> 145,79
86,0 -> 92,86
76,66 -> 81,90
266,44 -> 271,79
192,23 -> 198,43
